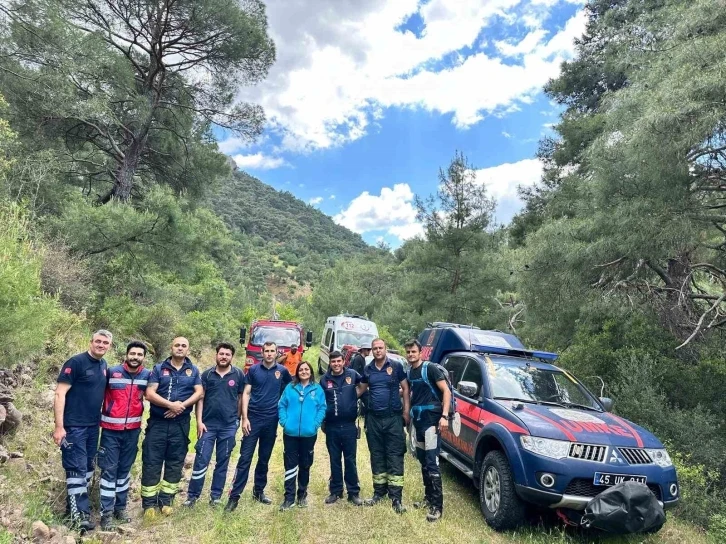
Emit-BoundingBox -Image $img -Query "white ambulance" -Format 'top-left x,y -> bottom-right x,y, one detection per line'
317,314 -> 379,374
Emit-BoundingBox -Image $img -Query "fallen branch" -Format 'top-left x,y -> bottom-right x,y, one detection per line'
676,293 -> 726,350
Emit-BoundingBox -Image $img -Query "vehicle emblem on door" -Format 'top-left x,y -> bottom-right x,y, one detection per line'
452,412 -> 462,437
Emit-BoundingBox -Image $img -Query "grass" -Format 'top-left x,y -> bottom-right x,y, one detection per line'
0,359 -> 714,544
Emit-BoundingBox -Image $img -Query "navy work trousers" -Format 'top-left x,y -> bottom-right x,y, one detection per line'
325,422 -> 360,497
98,427 -> 141,514
413,420 -> 443,510
229,416 -> 277,498
61,425 -> 99,518
140,418 -> 190,509
283,434 -> 317,503
187,422 -> 238,500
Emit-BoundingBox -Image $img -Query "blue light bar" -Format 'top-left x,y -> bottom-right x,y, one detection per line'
472,344 -> 559,362
531,350 -> 559,362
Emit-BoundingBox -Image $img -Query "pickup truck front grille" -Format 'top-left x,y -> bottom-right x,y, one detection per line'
568,443 -> 607,463
618,447 -> 653,465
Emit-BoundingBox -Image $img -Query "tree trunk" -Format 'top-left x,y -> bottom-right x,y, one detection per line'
102,122 -> 152,203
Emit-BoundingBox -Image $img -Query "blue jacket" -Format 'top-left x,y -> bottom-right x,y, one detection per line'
278,381 -> 327,437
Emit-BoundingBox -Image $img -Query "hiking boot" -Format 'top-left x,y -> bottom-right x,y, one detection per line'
209,498 -> 223,508
182,498 -> 197,508
364,494 -> 387,506
297,495 -> 308,508
348,494 -> 364,506
279,500 -> 295,512
413,498 -> 430,509
160,505 -> 173,516
142,508 -> 157,522
113,509 -> 131,523
79,512 -> 96,532
426,507 -> 443,522
325,493 -> 343,505
392,500 -> 407,514
99,512 -> 113,531
252,491 -> 272,505
224,498 -> 239,512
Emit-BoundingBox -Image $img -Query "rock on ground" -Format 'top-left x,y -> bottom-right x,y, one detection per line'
31,520 -> 50,543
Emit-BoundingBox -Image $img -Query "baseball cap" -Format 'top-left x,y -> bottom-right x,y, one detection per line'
360,341 -> 372,349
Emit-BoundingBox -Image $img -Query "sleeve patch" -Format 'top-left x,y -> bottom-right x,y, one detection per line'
64,367 -> 72,374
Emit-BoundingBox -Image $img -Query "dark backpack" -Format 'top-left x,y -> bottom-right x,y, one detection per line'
407,361 -> 457,421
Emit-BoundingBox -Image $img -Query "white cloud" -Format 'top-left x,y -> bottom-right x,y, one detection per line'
309,196 -> 324,205
475,158 -> 543,202
388,222 -> 425,240
329,194 -> 336,199
333,183 -> 422,240
502,131 -> 512,138
218,136 -> 248,154
232,153 -> 287,170
237,0 -> 587,151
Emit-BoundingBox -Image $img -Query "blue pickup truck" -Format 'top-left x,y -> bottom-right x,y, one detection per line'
416,323 -> 679,531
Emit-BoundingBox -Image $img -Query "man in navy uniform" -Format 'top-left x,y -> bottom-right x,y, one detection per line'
225,341 -> 292,512
53,330 -> 113,532
320,351 -> 364,506
184,343 -> 245,507
141,337 -> 203,519
98,340 -> 150,529
359,338 -> 410,514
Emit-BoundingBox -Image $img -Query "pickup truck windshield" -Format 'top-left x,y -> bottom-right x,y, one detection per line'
250,326 -> 300,347
490,363 -> 600,410
336,331 -> 376,349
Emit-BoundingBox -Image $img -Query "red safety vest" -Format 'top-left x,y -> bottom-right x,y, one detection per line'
100,363 -> 150,430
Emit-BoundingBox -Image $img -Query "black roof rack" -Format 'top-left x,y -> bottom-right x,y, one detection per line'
427,322 -> 481,329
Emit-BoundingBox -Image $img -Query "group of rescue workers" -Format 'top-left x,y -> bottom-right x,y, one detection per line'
52,329 -> 452,534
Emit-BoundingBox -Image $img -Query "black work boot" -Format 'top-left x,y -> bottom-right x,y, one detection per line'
113,509 -> 131,523
224,497 -> 239,512
365,483 -> 388,506
279,499 -> 295,512
426,507 -> 443,522
392,499 -> 407,514
79,512 -> 96,533
252,491 -> 272,505
99,512 -> 113,531
348,494 -> 364,506
325,493 -> 343,504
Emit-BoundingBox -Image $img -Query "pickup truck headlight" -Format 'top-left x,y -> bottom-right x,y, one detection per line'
520,436 -> 570,459
645,448 -> 673,468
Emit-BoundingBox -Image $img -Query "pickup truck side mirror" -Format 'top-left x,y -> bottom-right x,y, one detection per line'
599,397 -> 614,412
305,330 -> 313,348
239,327 -> 247,345
457,381 -> 479,399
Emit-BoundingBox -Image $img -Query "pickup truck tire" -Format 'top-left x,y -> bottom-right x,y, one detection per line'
479,450 -> 525,531
318,359 -> 324,375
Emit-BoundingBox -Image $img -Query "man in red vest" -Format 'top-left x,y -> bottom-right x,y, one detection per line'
98,341 -> 150,529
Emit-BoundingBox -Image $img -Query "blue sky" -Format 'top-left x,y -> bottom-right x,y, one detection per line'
217,0 -> 586,246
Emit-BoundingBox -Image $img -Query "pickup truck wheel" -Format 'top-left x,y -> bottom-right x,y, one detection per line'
318,359 -> 324,375
479,450 -> 525,531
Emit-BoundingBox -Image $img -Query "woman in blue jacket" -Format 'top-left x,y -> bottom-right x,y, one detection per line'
278,361 -> 326,511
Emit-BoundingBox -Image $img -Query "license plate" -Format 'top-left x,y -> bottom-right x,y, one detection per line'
593,472 -> 647,486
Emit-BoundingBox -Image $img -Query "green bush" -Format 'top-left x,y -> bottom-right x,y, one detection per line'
0,203 -> 63,365
672,452 -> 726,529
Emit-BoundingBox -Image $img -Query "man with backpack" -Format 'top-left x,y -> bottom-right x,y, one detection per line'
404,339 -> 452,522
